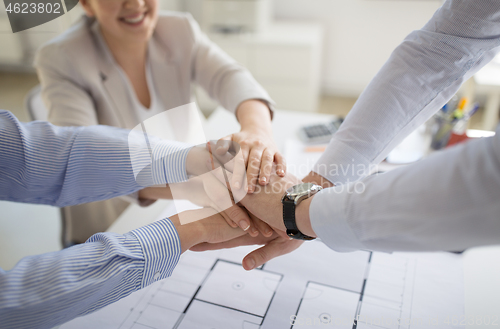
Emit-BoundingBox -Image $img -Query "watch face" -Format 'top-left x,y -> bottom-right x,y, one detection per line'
286,183 -> 319,198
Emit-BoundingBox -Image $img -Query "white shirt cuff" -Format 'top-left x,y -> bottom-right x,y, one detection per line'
310,186 -> 366,252
312,139 -> 373,185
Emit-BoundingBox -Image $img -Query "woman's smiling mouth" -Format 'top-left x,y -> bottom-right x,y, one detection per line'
120,12 -> 146,25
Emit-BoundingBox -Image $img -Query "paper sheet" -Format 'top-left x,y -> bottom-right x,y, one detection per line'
61,239 -> 463,329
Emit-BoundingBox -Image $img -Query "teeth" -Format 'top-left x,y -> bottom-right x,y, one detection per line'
123,14 -> 144,24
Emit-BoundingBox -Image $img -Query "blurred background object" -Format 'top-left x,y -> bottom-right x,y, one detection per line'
0,4 -> 83,70
201,0 -> 271,33
467,55 -> 500,130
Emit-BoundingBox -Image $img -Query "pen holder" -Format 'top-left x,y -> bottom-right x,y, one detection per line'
430,112 -> 456,150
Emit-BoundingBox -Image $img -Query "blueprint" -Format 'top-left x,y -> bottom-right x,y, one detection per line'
60,239 -> 463,329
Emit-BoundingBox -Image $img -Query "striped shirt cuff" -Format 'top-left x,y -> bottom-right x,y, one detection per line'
151,141 -> 191,185
130,218 -> 181,288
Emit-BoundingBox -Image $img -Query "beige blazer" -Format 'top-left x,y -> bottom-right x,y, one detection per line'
35,12 -> 272,243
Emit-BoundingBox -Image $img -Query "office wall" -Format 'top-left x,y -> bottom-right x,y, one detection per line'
0,5 -> 83,68
273,0 -> 442,97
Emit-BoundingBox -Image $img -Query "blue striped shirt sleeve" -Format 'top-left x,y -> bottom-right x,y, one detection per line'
0,110 -> 189,328
0,110 -> 191,207
0,218 -> 181,329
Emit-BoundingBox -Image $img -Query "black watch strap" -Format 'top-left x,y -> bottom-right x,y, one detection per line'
282,197 -> 316,240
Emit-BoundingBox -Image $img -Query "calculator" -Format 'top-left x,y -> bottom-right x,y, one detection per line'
299,118 -> 343,144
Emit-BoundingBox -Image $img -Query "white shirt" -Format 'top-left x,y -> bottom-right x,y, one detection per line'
310,0 -> 500,252
117,61 -> 175,139
133,63 -> 165,124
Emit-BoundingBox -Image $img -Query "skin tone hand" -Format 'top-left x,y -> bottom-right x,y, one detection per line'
194,163 -> 331,270
168,209 -> 247,253
191,212 -> 303,270
191,231 -> 303,270
214,167 -> 316,237
214,100 -> 286,194
140,144 -> 273,237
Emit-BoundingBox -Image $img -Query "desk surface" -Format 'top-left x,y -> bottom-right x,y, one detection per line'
109,107 -> 500,328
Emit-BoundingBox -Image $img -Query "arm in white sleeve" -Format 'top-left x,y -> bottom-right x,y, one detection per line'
310,125 -> 500,252
313,0 -> 500,184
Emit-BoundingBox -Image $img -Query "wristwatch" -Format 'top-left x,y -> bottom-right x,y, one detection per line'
281,183 -> 323,240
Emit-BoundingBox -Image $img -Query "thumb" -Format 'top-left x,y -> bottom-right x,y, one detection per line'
214,136 -> 232,155
205,163 -> 247,203
242,238 -> 303,270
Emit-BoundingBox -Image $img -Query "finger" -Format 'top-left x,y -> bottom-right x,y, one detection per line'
204,212 -> 248,244
274,228 -> 291,240
205,163 -> 249,208
205,143 -> 223,172
258,148 -> 274,185
227,152 -> 247,202
213,153 -> 236,170
190,241 -> 238,252
252,217 -> 274,237
242,238 -> 304,270
219,209 -> 238,228
231,143 -> 249,190
202,173 -> 236,232
211,140 -> 237,166
275,152 -> 286,177
248,212 -> 278,238
223,205 -> 253,232
246,146 -> 265,193
228,140 -> 241,156
203,171 -> 252,234
215,136 -> 232,155
190,232 -> 279,252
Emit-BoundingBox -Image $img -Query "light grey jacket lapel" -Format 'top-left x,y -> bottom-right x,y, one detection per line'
90,21 -> 137,129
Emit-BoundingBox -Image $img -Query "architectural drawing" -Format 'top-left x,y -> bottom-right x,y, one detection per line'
61,242 -> 463,329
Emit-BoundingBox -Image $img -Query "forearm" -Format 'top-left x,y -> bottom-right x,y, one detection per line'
309,129 -> 500,253
0,218 -> 181,329
138,185 -> 173,202
236,99 -> 273,132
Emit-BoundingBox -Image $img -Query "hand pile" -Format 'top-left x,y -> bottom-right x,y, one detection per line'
172,140 -> 307,270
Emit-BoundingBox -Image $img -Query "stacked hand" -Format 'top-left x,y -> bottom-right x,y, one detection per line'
177,96 -> 317,269
190,152 -> 309,270
192,215 -> 304,270
141,99 -> 326,270
140,143 -> 274,237
218,99 -> 287,193
168,209 -> 247,253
